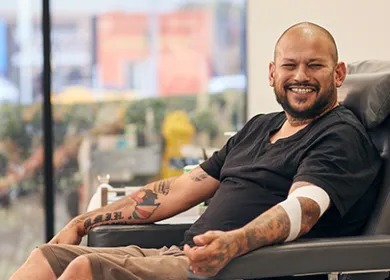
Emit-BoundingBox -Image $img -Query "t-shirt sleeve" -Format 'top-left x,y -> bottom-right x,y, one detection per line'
294,123 -> 382,217
200,114 -> 263,180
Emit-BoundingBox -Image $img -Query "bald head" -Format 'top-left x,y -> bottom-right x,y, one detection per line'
274,22 -> 338,64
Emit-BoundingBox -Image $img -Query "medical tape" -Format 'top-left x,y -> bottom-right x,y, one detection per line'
279,198 -> 302,242
288,185 -> 330,216
278,185 -> 330,242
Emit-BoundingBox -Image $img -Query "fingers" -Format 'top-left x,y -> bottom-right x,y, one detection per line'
184,244 -> 201,261
193,231 -> 218,246
184,231 -> 228,276
189,258 -> 221,276
184,244 -> 213,262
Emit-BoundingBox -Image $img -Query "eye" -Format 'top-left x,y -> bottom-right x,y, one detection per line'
309,64 -> 323,69
282,64 -> 296,69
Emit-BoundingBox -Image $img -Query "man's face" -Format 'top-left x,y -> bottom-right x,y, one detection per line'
269,32 -> 345,119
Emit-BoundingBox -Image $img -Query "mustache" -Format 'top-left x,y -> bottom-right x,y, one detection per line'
284,83 -> 319,92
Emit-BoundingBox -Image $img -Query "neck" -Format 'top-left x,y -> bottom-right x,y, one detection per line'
286,102 -> 339,127
288,118 -> 312,127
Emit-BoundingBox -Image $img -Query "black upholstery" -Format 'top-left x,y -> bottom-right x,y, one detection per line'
87,224 -> 190,248
88,60 -> 390,279
201,235 -> 390,279
342,61 -> 390,236
342,60 -> 390,129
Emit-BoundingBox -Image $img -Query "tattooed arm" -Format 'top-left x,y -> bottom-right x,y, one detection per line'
236,181 -> 326,253
50,166 -> 219,244
184,181 -> 329,276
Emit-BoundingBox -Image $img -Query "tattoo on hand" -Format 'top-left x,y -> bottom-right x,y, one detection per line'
153,178 -> 176,195
67,217 -> 86,229
189,168 -> 209,182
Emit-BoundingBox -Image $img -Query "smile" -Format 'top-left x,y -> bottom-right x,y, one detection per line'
289,87 -> 315,94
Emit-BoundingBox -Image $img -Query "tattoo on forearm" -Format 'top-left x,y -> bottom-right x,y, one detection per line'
298,197 -> 321,235
83,211 -> 126,233
242,206 -> 290,252
240,197 -> 321,254
74,184 -> 171,234
189,168 -> 209,182
67,195 -> 136,235
129,189 -> 161,220
153,178 -> 176,195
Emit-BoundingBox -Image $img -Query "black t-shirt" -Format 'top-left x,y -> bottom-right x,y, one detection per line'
183,106 -> 382,246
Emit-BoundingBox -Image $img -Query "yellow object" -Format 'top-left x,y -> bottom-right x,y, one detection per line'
161,111 -> 195,179
52,86 -> 137,104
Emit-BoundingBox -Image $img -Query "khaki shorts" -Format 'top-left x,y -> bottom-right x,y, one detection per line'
39,244 -> 188,280
39,244 -> 328,280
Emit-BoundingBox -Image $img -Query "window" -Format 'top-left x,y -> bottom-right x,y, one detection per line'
1,1 -> 246,277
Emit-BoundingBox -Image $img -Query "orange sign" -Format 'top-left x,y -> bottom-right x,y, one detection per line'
159,11 -> 213,96
97,11 -> 213,96
97,12 -> 149,87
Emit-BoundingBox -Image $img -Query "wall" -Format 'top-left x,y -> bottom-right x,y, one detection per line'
247,0 -> 390,118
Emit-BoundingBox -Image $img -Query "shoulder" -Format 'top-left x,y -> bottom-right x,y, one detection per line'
322,106 -> 364,128
244,111 -> 284,131
312,106 -> 371,142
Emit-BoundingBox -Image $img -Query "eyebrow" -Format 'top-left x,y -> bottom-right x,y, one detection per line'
280,58 -> 326,63
307,58 -> 326,63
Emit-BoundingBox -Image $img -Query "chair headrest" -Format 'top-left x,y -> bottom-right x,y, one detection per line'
340,60 -> 390,129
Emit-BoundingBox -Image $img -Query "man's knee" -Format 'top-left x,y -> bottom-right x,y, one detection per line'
28,247 -> 50,265
9,247 -> 56,280
60,255 -> 92,280
67,255 -> 91,270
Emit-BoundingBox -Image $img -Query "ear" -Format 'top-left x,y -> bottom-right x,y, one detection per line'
269,61 -> 276,87
334,62 -> 347,87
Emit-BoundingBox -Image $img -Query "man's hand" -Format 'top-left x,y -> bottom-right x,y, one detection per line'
49,218 -> 84,245
183,230 -> 243,277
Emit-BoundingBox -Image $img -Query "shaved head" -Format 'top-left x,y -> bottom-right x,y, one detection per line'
269,22 -> 346,123
274,22 -> 338,64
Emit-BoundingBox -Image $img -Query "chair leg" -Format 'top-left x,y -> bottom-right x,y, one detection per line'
328,273 -> 339,280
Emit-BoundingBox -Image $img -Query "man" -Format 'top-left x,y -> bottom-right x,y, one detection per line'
10,22 -> 382,280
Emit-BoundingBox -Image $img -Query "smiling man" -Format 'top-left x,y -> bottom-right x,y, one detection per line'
272,23 -> 342,123
10,22 -> 382,280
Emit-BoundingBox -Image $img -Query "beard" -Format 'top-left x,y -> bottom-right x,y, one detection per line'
274,82 -> 337,119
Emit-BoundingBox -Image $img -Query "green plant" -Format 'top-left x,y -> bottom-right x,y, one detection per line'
192,110 -> 218,139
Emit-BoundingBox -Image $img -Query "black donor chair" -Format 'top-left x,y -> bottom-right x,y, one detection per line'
88,60 -> 390,280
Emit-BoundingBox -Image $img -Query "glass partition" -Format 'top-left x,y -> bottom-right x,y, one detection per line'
0,1 -> 45,278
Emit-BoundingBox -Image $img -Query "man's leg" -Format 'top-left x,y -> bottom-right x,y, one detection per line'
9,244 -> 163,280
58,256 -> 93,280
58,245 -> 188,280
82,252 -> 189,280
9,248 -> 56,280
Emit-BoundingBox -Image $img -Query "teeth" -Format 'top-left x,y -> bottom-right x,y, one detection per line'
290,88 -> 313,93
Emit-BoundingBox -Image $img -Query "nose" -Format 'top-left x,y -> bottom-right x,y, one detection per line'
293,65 -> 310,83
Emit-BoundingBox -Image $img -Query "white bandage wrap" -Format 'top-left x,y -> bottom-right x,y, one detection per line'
279,198 -> 302,242
278,185 -> 331,242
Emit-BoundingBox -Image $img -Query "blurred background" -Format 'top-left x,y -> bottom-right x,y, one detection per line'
0,0 -> 246,278
2,0 -> 390,278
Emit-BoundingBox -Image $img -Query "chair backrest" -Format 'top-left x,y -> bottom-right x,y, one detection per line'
363,118 -> 390,234
340,60 -> 390,235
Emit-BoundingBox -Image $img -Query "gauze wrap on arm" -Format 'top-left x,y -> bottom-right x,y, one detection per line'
278,185 -> 331,242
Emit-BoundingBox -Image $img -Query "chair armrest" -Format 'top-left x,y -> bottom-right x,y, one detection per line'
189,235 -> 390,279
87,224 -> 192,248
